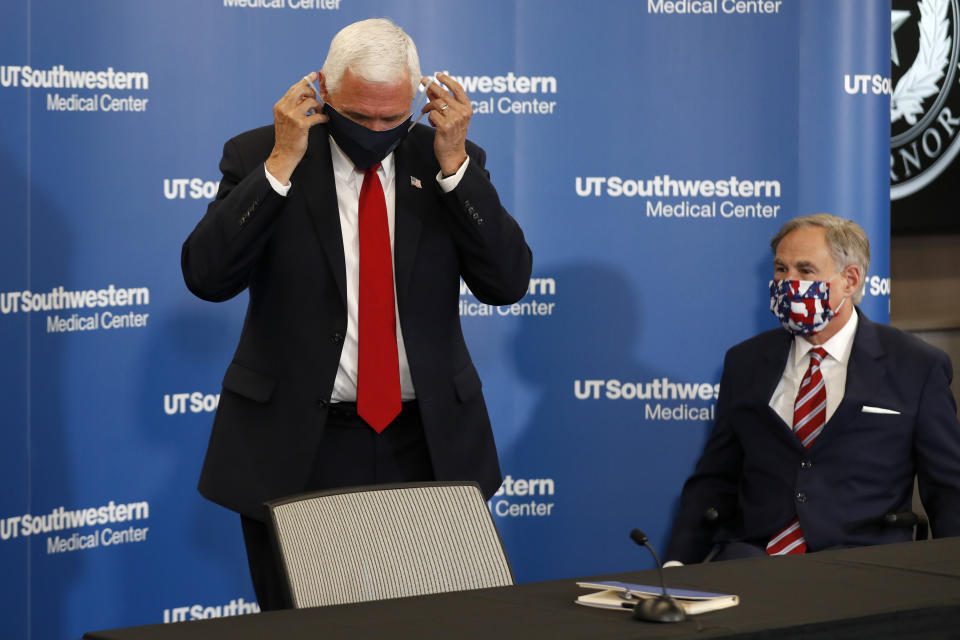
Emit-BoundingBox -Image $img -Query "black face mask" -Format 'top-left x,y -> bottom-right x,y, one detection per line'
322,103 -> 411,170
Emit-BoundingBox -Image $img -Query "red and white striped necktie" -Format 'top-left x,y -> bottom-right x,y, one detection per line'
766,347 -> 827,555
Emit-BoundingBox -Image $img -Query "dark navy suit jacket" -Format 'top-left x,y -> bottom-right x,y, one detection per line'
182,123 -> 532,519
665,310 -> 960,563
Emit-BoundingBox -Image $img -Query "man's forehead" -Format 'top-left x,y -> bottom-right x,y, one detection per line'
774,227 -> 833,265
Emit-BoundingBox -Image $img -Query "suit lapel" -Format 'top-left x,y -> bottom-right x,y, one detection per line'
297,127 -> 348,309
392,139 -> 425,307
293,129 -> 431,311
811,310 -> 886,450
756,331 -> 799,445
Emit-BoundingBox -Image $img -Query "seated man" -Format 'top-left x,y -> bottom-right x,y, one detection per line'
665,214 -> 960,563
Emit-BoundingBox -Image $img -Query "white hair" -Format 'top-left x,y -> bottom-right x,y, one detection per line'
321,18 -> 421,97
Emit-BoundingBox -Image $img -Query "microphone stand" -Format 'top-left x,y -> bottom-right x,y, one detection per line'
629,529 -> 687,623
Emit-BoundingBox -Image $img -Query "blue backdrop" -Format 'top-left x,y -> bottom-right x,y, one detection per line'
0,1 -> 891,637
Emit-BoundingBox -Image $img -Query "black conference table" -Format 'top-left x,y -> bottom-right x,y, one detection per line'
85,537 -> 960,639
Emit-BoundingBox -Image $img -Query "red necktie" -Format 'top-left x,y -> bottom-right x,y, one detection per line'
766,347 -> 827,555
356,164 -> 401,432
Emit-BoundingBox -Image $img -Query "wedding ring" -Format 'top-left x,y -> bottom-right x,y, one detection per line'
439,103 -> 449,112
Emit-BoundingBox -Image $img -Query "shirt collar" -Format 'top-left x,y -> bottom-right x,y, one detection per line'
793,309 -> 859,367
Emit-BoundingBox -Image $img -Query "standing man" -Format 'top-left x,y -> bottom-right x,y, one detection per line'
665,214 -> 960,564
182,18 -> 532,608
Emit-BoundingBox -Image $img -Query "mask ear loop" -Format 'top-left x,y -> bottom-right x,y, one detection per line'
408,75 -> 438,131
823,273 -> 847,313
304,72 -> 324,115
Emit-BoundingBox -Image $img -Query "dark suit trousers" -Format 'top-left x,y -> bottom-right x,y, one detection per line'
240,401 -> 435,610
711,541 -> 770,562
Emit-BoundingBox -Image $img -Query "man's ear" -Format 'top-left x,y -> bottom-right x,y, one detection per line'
840,263 -> 862,299
317,70 -> 329,103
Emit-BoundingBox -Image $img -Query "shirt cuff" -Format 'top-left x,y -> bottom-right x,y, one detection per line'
663,560 -> 684,568
435,156 -> 470,193
264,165 -> 291,197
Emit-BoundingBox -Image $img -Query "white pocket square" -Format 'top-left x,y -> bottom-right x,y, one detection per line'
861,405 -> 900,415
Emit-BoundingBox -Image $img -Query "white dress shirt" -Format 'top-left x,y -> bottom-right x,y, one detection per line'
769,310 -> 859,427
264,138 -> 469,402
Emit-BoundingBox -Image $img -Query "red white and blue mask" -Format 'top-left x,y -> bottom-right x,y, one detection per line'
769,279 -> 845,336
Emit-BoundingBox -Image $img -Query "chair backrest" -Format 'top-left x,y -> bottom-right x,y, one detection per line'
266,481 -> 514,608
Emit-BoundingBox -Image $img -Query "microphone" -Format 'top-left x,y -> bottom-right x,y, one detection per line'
628,529 -> 687,623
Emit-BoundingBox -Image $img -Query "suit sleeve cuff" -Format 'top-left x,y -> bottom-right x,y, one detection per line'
264,165 -> 291,197
435,156 -> 470,193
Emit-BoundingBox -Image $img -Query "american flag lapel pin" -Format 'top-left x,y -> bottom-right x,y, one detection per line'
410,176 -> 422,189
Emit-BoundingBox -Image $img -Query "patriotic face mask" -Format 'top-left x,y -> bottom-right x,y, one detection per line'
769,279 -> 846,336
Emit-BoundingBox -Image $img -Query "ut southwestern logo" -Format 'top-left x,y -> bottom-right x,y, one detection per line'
890,0 -> 960,198
843,74 -> 892,95
575,378 -> 720,421
164,598 -> 259,623
1,500 -> 150,556
164,178 -> 220,200
460,277 -> 557,317
488,475 -> 556,518
0,284 -> 151,334
165,392 -> 220,415
575,175 -> 783,221
435,71 -> 558,116
0,64 -> 150,113
647,0 -> 783,15
864,275 -> 891,297
222,0 -> 341,8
